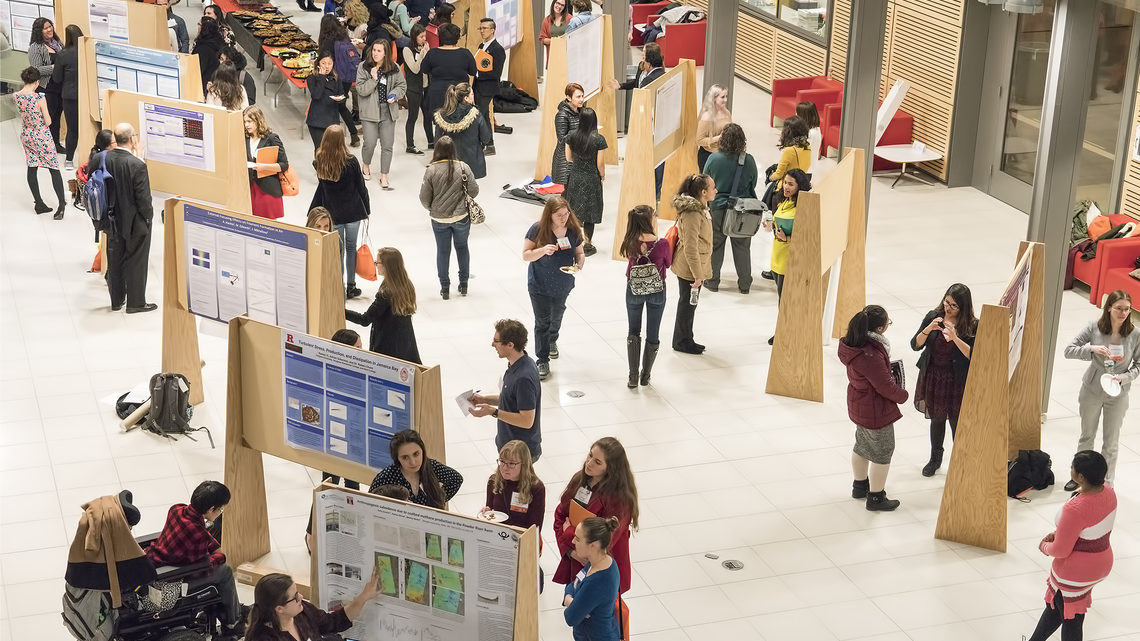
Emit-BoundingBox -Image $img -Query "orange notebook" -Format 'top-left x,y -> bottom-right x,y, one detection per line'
568,501 -> 596,528
255,146 -> 279,178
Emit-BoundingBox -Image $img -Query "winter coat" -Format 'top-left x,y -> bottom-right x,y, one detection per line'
669,194 -> 713,282
551,99 -> 580,184
420,160 -> 479,221
332,38 -> 362,85
356,64 -> 407,123
433,103 -> 491,179
838,336 -> 908,429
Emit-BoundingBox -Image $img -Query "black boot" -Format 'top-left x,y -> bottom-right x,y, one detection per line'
626,335 -> 641,388
922,448 -> 943,477
851,479 -> 869,499
639,341 -> 659,386
866,490 -> 900,511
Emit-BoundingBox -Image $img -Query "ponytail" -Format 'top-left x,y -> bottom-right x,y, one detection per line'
843,305 -> 888,348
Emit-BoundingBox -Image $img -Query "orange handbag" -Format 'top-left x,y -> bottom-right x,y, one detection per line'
615,595 -> 629,640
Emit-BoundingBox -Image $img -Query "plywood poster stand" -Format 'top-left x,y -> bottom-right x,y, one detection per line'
764,149 -> 867,402
161,198 -> 346,405
534,15 -> 618,182
77,37 -> 203,172
461,0 -> 539,102
104,90 -> 250,214
309,485 -> 540,641
935,241 -> 1044,553
610,59 -> 698,260
222,317 -> 447,585
55,0 -> 171,51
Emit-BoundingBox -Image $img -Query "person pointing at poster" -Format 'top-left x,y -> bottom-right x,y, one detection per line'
245,571 -> 379,641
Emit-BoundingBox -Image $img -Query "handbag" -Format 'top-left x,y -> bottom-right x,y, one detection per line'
461,173 -> 485,224
722,154 -> 767,238
615,595 -> 630,640
356,221 -> 378,281
628,239 -> 664,295
279,166 -> 300,197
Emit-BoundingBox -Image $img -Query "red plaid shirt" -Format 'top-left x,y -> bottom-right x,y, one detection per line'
146,503 -> 225,567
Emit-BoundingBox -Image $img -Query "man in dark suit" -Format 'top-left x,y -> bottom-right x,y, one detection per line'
104,123 -> 157,314
610,44 -> 667,197
473,18 -> 506,155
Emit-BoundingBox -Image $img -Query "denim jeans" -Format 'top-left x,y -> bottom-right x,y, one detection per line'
529,291 -> 568,364
335,220 -> 361,288
626,287 -> 667,343
431,218 -> 471,288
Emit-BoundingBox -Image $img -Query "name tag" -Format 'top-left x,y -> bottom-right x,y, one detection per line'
509,492 -> 529,513
573,566 -> 587,588
574,486 -> 592,506
1109,344 -> 1124,361
557,236 -> 572,250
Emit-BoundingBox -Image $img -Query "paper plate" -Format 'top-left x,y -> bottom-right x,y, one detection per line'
1100,373 -> 1121,397
478,510 -> 509,523
559,266 -> 579,275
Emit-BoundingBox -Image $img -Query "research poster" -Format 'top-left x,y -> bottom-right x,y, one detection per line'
653,72 -> 682,147
282,330 -> 416,468
315,488 -> 520,641
183,204 -> 308,331
88,0 -> 128,41
999,250 -> 1031,379
566,16 -> 602,98
95,40 -> 181,117
140,102 -> 215,172
0,0 -> 55,52
485,0 -> 520,49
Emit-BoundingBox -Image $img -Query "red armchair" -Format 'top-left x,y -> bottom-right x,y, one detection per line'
1073,236 -> 1140,306
770,76 -> 843,127
653,19 -> 706,67
820,102 -> 914,169
630,1 -> 669,46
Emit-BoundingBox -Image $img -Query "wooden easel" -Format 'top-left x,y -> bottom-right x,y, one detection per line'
1008,241 -> 1045,458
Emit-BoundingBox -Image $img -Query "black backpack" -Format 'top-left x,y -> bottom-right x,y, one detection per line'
1007,449 -> 1055,500
143,373 -> 213,447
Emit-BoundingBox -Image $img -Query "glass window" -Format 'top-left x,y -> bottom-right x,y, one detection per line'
739,0 -> 830,44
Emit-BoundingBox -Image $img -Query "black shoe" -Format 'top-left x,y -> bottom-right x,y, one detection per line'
852,479 -> 869,499
440,287 -> 450,300
639,341 -> 660,386
34,202 -> 51,214
458,282 -> 468,296
761,270 -> 775,281
427,142 -> 435,149
922,448 -> 943,477
1064,480 -> 1079,492
768,336 -> 774,345
350,135 -> 361,147
583,243 -> 597,256
537,361 -> 550,379
866,490 -> 900,511
305,0 -> 321,10
626,335 -> 641,388
125,303 -> 158,314
53,206 -> 65,220
549,342 -> 558,359
672,342 -> 703,355
346,286 -> 361,299
56,144 -> 66,154
494,124 -> 513,134
484,145 -> 496,156
692,341 -> 705,351
704,282 -> 718,292
111,303 -> 123,312
406,146 -> 424,155
739,287 -> 750,294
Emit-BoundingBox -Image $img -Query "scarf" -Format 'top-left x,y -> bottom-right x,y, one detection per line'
869,331 -> 890,355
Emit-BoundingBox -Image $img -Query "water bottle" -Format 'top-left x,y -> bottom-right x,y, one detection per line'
689,286 -> 699,306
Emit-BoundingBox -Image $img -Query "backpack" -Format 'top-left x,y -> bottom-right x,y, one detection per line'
628,239 -> 664,295
145,373 -> 194,437
84,151 -> 115,229
1007,449 -> 1055,500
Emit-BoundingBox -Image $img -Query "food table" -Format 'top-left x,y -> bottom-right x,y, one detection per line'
222,4 -> 318,108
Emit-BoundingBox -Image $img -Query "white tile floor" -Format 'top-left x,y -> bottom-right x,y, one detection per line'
1,5 -> 1139,639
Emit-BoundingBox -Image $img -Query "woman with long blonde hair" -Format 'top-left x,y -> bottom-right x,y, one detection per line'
346,247 -> 421,364
696,83 -> 731,170
482,440 -> 545,531
310,125 -> 370,299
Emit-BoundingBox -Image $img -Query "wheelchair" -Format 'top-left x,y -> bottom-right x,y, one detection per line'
63,531 -> 229,641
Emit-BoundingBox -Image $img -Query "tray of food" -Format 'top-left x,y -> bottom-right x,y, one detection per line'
253,28 -> 280,37
259,5 -> 279,12
268,47 -> 299,57
292,68 -> 313,79
282,57 -> 311,69
291,39 -> 317,52
263,36 -> 292,46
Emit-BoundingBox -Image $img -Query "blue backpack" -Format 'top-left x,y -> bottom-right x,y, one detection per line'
84,151 -> 115,227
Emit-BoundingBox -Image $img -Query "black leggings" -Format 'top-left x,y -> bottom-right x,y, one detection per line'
339,81 -> 356,133
63,98 -> 79,161
405,90 -> 433,147
27,167 -> 64,207
930,416 -> 958,450
1028,588 -> 1084,641
40,88 -> 62,146
583,223 -> 595,244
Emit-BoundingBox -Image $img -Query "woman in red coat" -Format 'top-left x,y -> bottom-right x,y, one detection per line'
552,437 -> 639,595
838,305 -> 909,511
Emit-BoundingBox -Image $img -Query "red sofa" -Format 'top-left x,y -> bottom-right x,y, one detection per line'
1073,236 -> 1140,307
653,18 -> 706,66
630,1 -> 669,46
820,102 -> 914,169
769,76 -> 842,127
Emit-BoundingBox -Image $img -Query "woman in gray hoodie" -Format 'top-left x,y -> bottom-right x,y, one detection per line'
420,136 -> 479,299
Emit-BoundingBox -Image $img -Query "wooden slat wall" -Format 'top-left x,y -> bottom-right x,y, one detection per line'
773,31 -> 827,82
1120,87 -> 1140,216
828,0 -> 851,83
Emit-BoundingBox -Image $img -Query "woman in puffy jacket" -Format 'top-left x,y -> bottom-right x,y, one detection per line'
551,82 -> 584,185
669,174 -> 715,355
433,83 -> 491,179
838,305 -> 909,512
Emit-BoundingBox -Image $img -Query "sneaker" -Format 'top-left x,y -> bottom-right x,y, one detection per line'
458,282 -> 468,296
1064,480 -> 1079,492
494,124 -> 513,134
406,146 -> 424,155
484,145 -> 497,156
760,270 -> 775,281
549,342 -> 558,359
583,243 -> 597,257
537,361 -> 550,379
64,160 -> 75,171
346,286 -> 362,299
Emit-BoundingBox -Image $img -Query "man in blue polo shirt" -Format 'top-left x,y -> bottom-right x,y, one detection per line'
469,319 -> 542,461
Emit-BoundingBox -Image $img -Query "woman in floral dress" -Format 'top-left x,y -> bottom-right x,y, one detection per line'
16,66 -> 66,220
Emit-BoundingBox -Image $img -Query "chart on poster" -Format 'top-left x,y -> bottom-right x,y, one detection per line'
566,17 -> 602,98
140,102 -> 215,172
315,488 -> 520,641
653,72 -> 682,147
282,330 -> 415,468
95,40 -> 181,116
183,204 -> 307,330
485,0 -> 521,49
0,0 -> 55,52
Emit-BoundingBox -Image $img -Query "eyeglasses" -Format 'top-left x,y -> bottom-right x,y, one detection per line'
492,338 -> 504,344
943,301 -> 959,310
1110,305 -> 1132,313
282,592 -> 302,605
497,459 -> 521,468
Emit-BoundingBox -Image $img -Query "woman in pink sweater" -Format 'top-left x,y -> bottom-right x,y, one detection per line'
1026,450 -> 1116,641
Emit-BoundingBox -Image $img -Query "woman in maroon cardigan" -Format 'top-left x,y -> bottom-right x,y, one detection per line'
552,437 -> 639,594
838,305 -> 909,511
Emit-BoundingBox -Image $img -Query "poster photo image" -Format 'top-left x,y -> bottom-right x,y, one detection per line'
374,552 -> 400,597
404,559 -> 430,605
426,532 -> 443,561
432,566 -> 466,615
447,538 -> 465,567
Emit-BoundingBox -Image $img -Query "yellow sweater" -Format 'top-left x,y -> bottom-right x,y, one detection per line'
769,145 -> 812,182
770,199 -> 796,275
696,112 -> 733,154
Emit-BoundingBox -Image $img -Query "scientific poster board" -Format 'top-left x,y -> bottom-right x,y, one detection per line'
95,40 -> 181,117
0,0 -> 54,52
653,72 -> 682,148
87,0 -> 127,41
565,16 -> 603,98
999,249 -> 1031,379
141,102 -> 215,171
485,0 -> 521,49
182,204 -> 308,331
55,0 -> 169,51
282,330 -> 416,469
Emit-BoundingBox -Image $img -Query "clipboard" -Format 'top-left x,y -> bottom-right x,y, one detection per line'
255,146 -> 279,179
568,501 -> 596,528
474,48 -> 493,73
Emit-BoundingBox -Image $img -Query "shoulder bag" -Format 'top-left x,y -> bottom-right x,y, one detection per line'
722,154 -> 767,238
628,238 -> 664,295
461,173 -> 485,224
